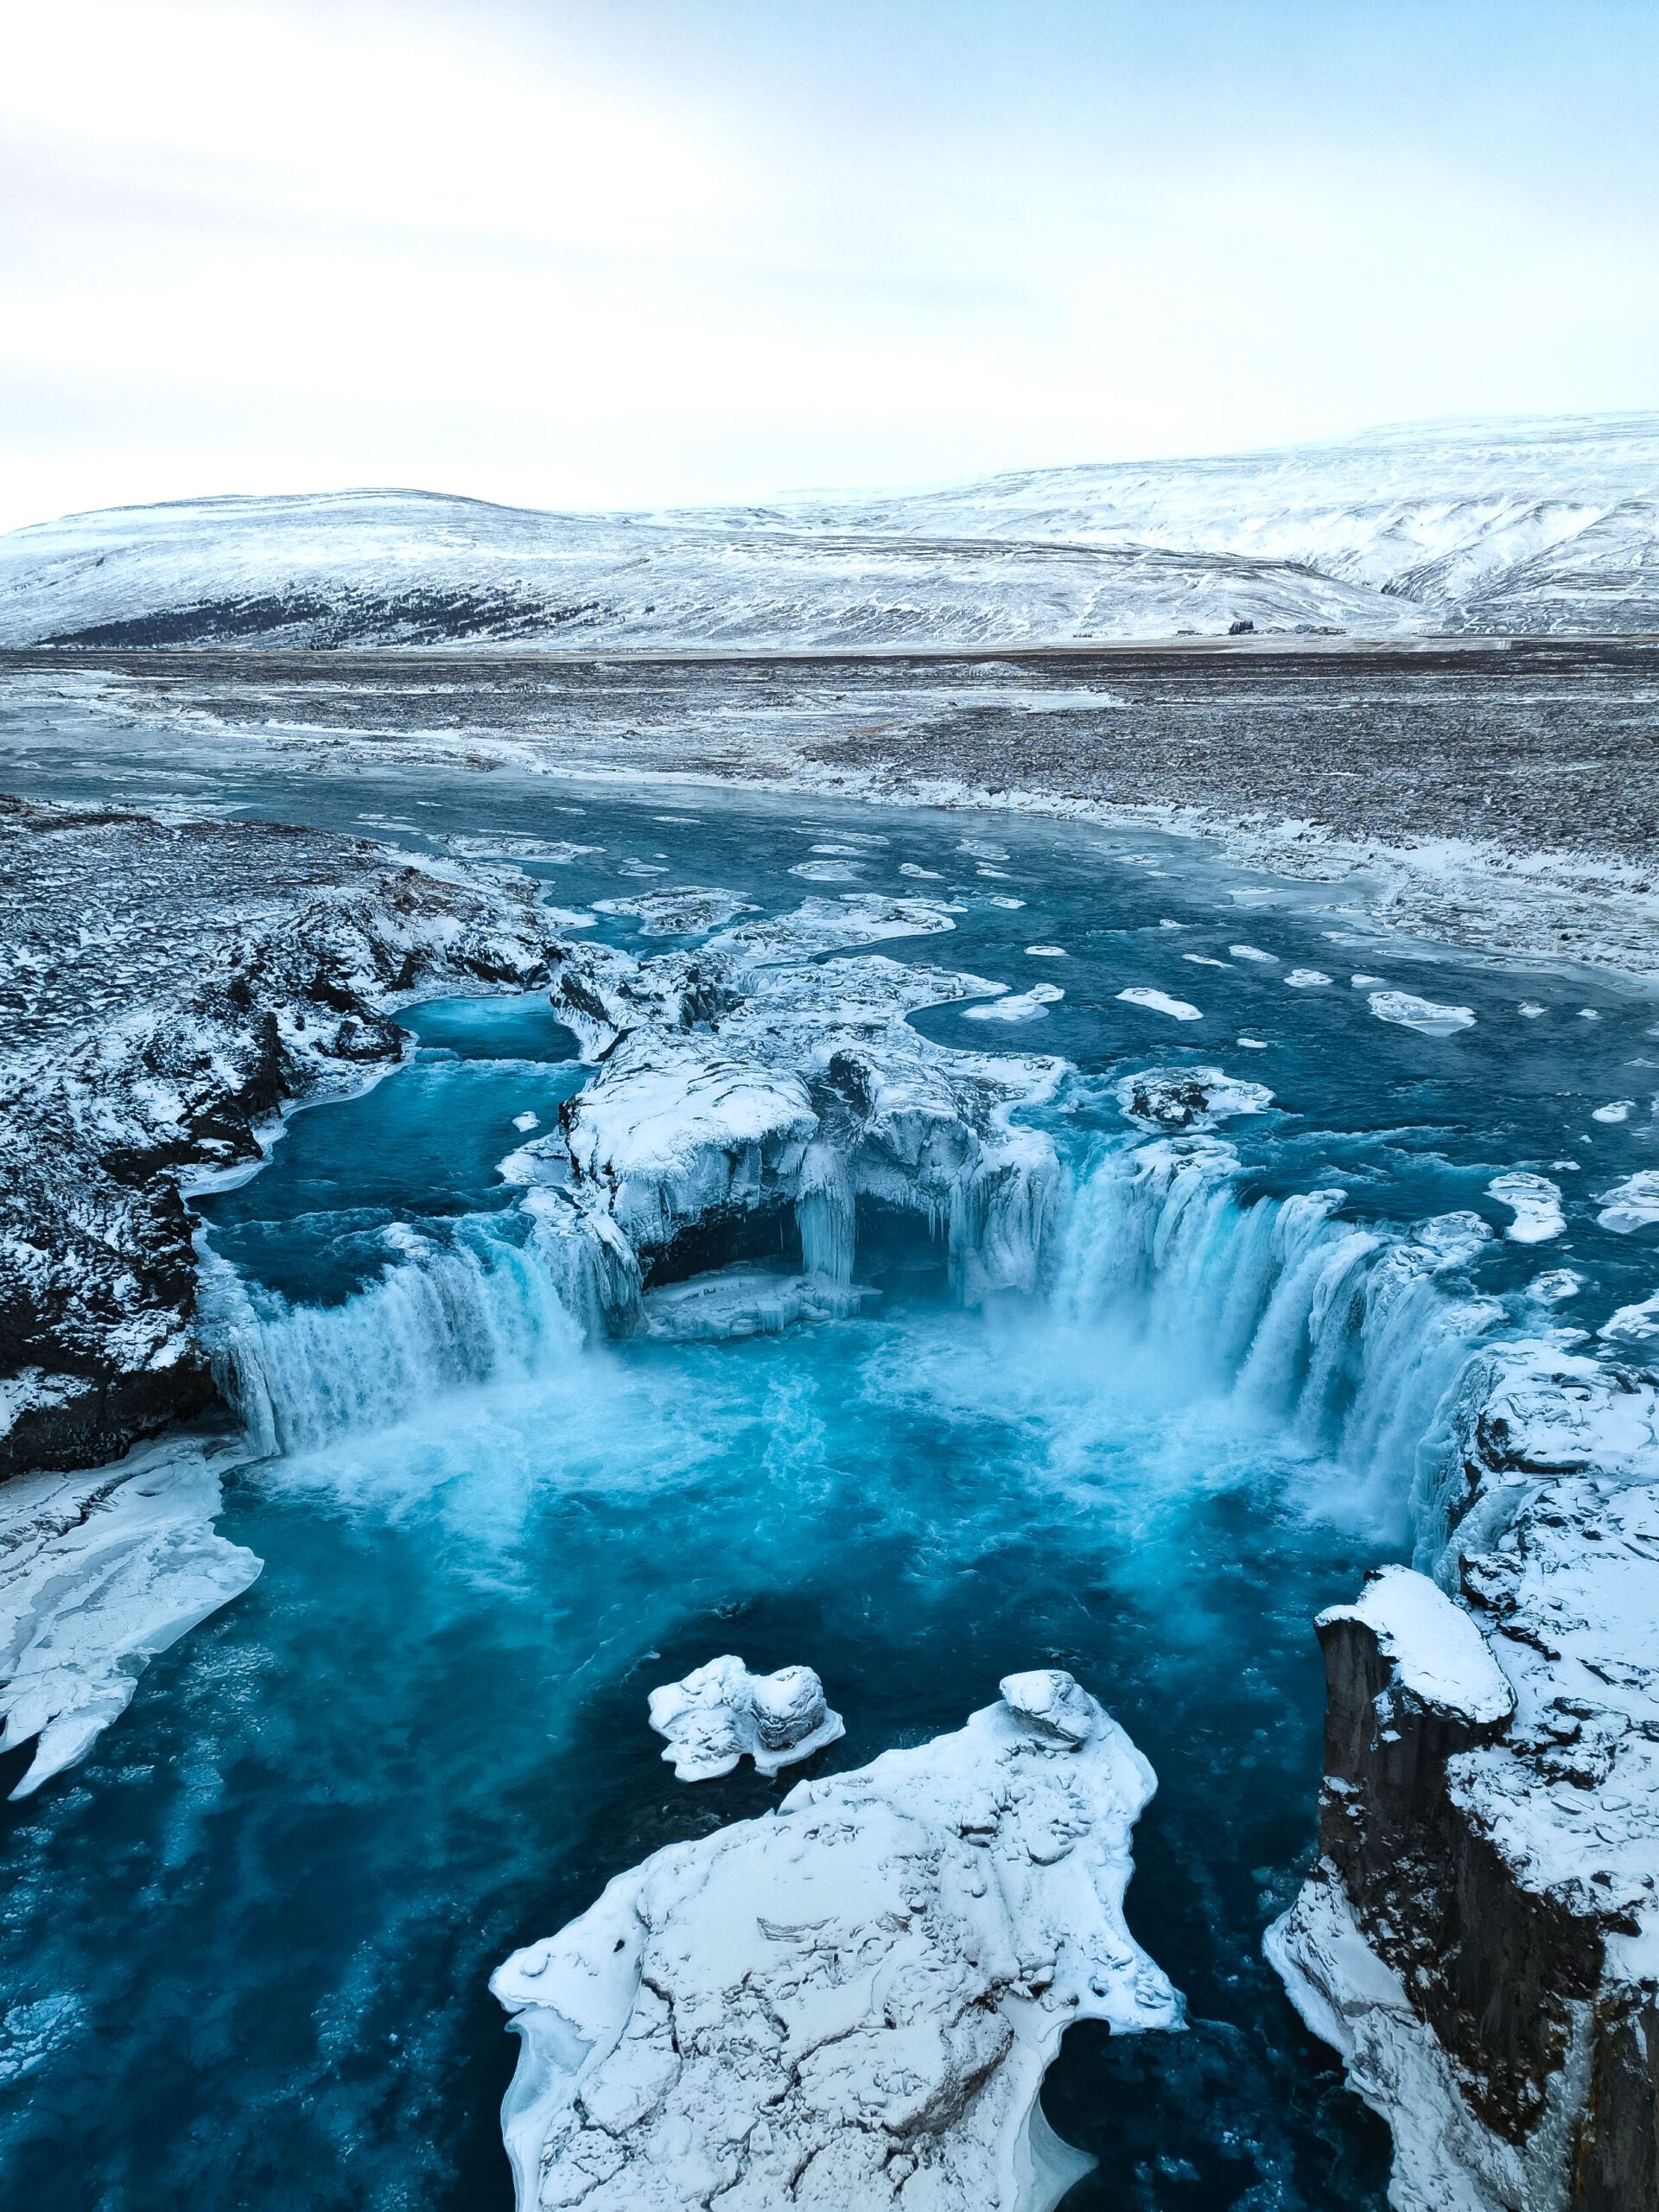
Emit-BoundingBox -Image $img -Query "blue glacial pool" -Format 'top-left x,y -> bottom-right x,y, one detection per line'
3,761 -> 1658,2210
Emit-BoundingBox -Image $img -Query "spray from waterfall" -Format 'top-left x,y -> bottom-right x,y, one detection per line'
1055,1136 -> 1499,1525
200,1220 -> 584,1456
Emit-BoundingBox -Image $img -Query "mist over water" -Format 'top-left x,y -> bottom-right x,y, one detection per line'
3,750 -> 1656,2210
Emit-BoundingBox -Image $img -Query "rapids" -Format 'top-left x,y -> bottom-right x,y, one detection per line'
4,747 -> 1657,2210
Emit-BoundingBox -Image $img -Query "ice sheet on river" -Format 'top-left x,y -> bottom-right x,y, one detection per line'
0,1438 -> 259,1798
492,1670 -> 1179,2212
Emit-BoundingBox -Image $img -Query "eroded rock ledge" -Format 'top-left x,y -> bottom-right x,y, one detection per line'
1269,1341 -> 1659,2211
0,794 -> 568,1478
492,1671 -> 1179,2211
505,890 -> 1065,1325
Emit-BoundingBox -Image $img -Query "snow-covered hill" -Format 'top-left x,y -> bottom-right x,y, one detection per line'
1,414 -> 1655,652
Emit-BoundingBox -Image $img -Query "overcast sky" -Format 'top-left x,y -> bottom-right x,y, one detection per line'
3,0 -> 1656,531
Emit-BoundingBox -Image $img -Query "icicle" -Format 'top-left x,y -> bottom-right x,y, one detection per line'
796,1142 -> 856,1284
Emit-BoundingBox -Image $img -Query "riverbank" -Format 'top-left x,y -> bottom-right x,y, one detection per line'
4,636 -> 1656,982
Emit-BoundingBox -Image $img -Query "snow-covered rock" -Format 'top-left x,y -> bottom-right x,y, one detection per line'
0,1436 -> 260,1798
1270,1334 -> 1659,2212
491,1671 -> 1180,2212
590,887 -> 760,938
647,1656 -> 845,1782
1114,1065 -> 1273,1133
523,895 -> 1065,1306
0,795 -> 571,1481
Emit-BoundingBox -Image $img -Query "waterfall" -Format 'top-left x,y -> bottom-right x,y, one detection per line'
1056,1136 -> 1499,1499
200,1220 -> 583,1456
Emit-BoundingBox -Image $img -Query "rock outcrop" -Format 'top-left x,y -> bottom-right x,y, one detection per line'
1270,1341 -> 1659,2211
647,1656 -> 845,1782
491,1670 -> 1179,2211
0,796 -> 568,1478
502,893 -> 1066,1317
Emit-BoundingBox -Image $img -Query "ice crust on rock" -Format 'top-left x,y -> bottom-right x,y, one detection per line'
515,893 -> 1065,1312
1486,1172 -> 1567,1244
1368,990 -> 1477,1037
1114,1065 -> 1273,1133
647,1655 -> 845,1781
491,1670 -> 1180,2212
0,1439 -> 260,1798
1597,1291 -> 1659,1344
640,1268 -> 875,1344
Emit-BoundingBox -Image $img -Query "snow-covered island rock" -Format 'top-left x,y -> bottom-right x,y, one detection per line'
492,1670 -> 1180,2212
1115,1065 -> 1274,1133
505,893 -> 1066,1313
647,1656 -> 844,1781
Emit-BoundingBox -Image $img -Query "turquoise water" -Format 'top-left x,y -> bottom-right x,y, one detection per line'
3,754 -> 1658,2211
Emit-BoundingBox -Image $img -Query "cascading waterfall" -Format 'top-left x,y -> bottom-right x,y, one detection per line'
200,1127 -> 1499,1505
200,1219 -> 583,1456
1055,1135 -> 1500,1515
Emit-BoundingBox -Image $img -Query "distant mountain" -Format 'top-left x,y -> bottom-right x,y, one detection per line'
2,414 -> 1655,652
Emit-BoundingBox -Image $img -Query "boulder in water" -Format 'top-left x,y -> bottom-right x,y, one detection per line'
493,1671 -> 1180,2211
647,1655 -> 844,1781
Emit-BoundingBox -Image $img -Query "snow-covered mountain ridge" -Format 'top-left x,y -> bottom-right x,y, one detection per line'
2,413 -> 1655,652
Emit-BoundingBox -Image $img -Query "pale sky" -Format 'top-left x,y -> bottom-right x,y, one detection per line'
3,0 -> 1656,531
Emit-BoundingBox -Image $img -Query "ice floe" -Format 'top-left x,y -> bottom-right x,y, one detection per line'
647,1655 -> 845,1781
1024,944 -> 1066,958
1592,1100 -> 1636,1123
1486,1172 -> 1567,1244
1368,990 -> 1476,1037
1283,969 -> 1332,988
1116,988 -> 1202,1021
791,859 -> 864,883
1229,944 -> 1276,963
1596,1169 -> 1659,1233
962,984 -> 1063,1023
591,887 -> 760,938
492,1670 -> 1179,2212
